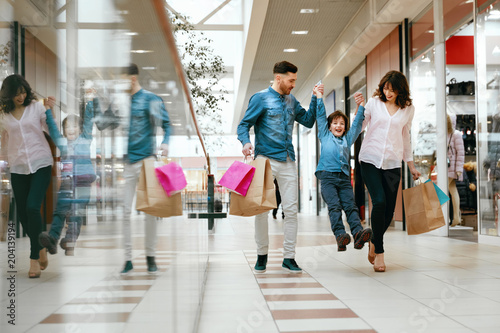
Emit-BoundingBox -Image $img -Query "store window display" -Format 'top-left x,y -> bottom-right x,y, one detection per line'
476,0 -> 500,237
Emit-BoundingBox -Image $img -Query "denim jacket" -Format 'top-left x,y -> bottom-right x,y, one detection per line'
128,89 -> 171,164
237,86 -> 317,162
45,101 -> 95,180
315,99 -> 365,177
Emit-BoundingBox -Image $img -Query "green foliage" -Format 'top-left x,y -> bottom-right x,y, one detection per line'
170,13 -> 227,148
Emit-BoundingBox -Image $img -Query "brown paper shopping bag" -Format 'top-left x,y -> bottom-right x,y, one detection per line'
229,158 -> 277,216
136,159 -> 183,218
403,181 -> 446,235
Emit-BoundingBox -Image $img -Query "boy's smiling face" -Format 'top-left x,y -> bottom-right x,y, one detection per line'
329,117 -> 345,137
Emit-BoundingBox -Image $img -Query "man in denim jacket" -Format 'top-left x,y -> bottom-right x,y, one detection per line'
237,61 -> 321,273
120,63 -> 171,275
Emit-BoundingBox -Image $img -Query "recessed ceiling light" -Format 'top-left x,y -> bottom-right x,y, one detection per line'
125,32 -> 138,36
142,66 -> 156,70
426,30 -> 434,33
165,101 -> 173,104
292,30 -> 308,35
300,9 -> 318,14
131,50 -> 153,54
283,48 -> 298,52
158,93 -> 171,97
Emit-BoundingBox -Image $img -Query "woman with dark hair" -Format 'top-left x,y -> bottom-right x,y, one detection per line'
359,70 -> 421,272
0,74 -> 55,278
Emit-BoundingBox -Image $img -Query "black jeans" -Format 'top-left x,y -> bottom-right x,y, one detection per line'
360,162 -> 400,254
11,166 -> 52,259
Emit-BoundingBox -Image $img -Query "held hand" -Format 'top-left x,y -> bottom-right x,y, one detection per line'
242,143 -> 253,157
159,143 -> 169,157
313,84 -> 324,98
354,92 -> 365,107
44,96 -> 56,110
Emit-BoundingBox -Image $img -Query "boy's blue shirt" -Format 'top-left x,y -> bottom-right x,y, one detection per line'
315,98 -> 365,177
45,101 -> 95,177
127,89 -> 171,164
237,86 -> 317,162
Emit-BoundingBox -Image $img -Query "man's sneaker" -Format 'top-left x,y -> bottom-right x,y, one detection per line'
39,232 -> 58,254
59,238 -> 76,256
282,258 -> 302,273
146,256 -> 158,275
120,261 -> 134,275
336,233 -> 351,251
353,228 -> 373,250
254,254 -> 268,273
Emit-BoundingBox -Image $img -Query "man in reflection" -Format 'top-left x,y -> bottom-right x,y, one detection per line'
237,61 -> 319,274
120,63 -> 171,275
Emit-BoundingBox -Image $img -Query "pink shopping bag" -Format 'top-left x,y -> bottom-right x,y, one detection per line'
219,160 -> 255,196
155,162 -> 187,197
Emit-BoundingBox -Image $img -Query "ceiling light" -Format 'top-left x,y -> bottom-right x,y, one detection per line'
300,9 -> 318,14
283,48 -> 298,52
158,93 -> 171,97
292,30 -> 308,35
165,101 -> 173,104
142,66 -> 156,70
426,30 -> 434,33
130,50 -> 153,54
125,32 -> 138,36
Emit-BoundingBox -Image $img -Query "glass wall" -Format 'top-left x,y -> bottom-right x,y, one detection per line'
0,0 -> 209,330
476,0 -> 500,238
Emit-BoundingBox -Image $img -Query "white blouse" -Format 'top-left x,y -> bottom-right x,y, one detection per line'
1,101 -> 53,174
359,96 -> 414,170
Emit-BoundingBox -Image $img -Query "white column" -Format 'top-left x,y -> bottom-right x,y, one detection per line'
66,0 -> 78,115
433,0 -> 449,236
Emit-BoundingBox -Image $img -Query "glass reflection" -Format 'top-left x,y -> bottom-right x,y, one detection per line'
477,0 -> 500,237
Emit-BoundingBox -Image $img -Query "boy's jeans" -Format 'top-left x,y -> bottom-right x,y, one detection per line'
317,170 -> 362,237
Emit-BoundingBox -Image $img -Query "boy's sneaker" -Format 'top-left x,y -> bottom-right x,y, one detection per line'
282,258 -> 302,273
146,256 -> 158,275
336,233 -> 351,251
59,238 -> 75,256
254,254 -> 268,273
39,232 -> 58,254
353,228 -> 373,250
120,261 -> 134,275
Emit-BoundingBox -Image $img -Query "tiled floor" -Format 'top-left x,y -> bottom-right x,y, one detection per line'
1,211 -> 500,332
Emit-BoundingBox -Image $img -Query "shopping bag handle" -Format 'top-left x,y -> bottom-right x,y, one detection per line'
414,177 -> 426,186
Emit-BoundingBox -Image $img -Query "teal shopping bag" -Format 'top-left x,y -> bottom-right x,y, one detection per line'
424,179 -> 450,205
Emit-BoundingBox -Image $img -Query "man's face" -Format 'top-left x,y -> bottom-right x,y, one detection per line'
277,72 -> 297,95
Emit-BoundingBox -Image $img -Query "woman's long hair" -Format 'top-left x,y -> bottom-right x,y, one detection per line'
0,74 -> 37,114
373,70 -> 412,109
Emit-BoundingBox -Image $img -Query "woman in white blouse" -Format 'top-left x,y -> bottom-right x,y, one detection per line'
359,71 -> 421,272
0,74 -> 55,278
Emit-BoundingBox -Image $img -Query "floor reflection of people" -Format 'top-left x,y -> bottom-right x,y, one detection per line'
120,63 -> 171,275
0,74 -> 54,278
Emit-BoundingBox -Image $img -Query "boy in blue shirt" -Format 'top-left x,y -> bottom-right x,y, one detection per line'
314,87 -> 372,251
39,100 -> 96,256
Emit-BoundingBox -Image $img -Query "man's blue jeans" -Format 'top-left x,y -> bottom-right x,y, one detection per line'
317,171 -> 363,237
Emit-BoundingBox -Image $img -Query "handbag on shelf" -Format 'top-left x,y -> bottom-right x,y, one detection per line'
447,78 -> 461,95
447,78 -> 475,95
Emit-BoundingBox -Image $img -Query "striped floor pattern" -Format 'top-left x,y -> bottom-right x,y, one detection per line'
39,252 -> 174,325
244,250 -> 376,333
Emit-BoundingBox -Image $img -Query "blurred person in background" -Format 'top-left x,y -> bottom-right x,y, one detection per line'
120,63 -> 171,275
0,74 -> 54,278
447,113 -> 465,227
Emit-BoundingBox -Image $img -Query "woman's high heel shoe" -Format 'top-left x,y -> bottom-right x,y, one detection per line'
29,259 -> 41,278
373,253 -> 386,273
39,248 -> 48,270
368,241 -> 375,265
